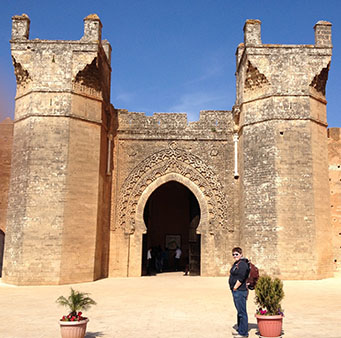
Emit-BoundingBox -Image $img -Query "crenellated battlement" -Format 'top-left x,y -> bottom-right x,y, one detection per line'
242,18 -> 332,49
11,13 -> 106,45
235,19 -> 332,129
117,109 -> 233,139
10,14 -> 112,122
11,14 -> 30,40
237,20 -> 332,77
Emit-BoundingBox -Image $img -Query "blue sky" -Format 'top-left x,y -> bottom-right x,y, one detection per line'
0,0 -> 340,126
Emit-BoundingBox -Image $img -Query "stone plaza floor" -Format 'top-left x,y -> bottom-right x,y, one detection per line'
0,272 -> 340,338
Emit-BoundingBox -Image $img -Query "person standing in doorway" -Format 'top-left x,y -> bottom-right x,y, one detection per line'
174,246 -> 182,271
146,247 -> 152,275
229,247 -> 249,338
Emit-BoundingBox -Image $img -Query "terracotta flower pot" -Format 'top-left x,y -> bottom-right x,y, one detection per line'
59,318 -> 89,338
255,314 -> 283,337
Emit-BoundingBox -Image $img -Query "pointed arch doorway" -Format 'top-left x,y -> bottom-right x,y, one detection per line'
141,181 -> 201,276
125,172 -> 211,277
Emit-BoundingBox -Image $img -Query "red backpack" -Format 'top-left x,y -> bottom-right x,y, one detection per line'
246,261 -> 259,290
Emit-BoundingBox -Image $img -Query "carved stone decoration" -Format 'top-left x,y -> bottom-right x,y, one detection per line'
12,56 -> 31,86
244,61 -> 269,91
73,57 -> 102,98
115,143 -> 230,234
310,63 -> 330,96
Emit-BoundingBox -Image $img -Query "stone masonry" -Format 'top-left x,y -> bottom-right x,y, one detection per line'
2,14 -> 113,285
0,118 -> 13,276
109,110 -> 238,277
234,20 -> 333,279
328,128 -> 341,273
0,15 -> 339,284
0,118 -> 13,234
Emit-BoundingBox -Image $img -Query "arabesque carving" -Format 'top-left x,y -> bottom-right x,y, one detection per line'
244,61 -> 269,91
12,56 -> 31,86
310,63 -> 330,96
115,142 -> 230,234
74,57 -> 102,93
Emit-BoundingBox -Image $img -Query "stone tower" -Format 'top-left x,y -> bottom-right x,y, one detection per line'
234,20 -> 333,278
3,14 -> 113,285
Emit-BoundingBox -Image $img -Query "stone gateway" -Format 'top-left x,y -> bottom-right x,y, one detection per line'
0,15 -> 340,285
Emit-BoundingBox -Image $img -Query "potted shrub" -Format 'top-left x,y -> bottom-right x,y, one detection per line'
255,275 -> 284,337
56,288 -> 96,338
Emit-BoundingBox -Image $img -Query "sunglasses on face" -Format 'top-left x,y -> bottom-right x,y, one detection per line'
232,253 -> 240,257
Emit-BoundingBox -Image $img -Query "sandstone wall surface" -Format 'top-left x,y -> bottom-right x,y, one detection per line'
0,118 -> 13,277
0,118 -> 13,233
109,110 -> 239,277
3,14 -> 113,285
328,128 -> 341,273
235,19 -> 333,279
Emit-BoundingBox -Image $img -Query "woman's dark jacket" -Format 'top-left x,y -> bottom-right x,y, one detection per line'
229,258 -> 249,291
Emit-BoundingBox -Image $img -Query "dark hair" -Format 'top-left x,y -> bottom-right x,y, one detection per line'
232,247 -> 242,254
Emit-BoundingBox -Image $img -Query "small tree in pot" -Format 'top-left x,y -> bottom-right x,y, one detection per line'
255,275 -> 284,337
56,288 -> 96,338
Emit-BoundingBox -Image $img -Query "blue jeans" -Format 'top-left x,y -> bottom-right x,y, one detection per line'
232,290 -> 248,336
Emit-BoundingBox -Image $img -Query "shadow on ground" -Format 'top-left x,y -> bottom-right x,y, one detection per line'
248,323 -> 258,331
85,332 -> 104,337
232,323 -> 259,335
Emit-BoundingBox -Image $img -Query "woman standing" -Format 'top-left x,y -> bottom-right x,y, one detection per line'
229,247 -> 249,338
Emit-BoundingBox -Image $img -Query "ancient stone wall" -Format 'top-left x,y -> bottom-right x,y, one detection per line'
0,118 -> 13,233
0,118 -> 13,277
109,110 -> 239,277
3,14 -> 113,285
235,20 -> 333,279
328,128 -> 341,273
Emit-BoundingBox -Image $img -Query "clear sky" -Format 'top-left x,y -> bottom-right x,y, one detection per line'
0,0 -> 340,126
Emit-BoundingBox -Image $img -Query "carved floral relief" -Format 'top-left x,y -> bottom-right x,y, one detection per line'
115,142 -> 230,234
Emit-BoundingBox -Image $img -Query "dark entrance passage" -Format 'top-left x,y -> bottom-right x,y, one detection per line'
142,181 -> 201,276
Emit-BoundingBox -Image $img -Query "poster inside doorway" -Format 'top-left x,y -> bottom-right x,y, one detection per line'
165,235 -> 181,250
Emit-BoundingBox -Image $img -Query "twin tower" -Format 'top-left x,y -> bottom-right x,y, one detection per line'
2,15 -> 334,284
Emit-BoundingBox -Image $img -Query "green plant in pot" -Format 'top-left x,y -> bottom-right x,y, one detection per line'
255,275 -> 284,338
56,288 -> 96,338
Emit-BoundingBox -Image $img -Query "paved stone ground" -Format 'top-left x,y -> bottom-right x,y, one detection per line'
0,273 -> 340,338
